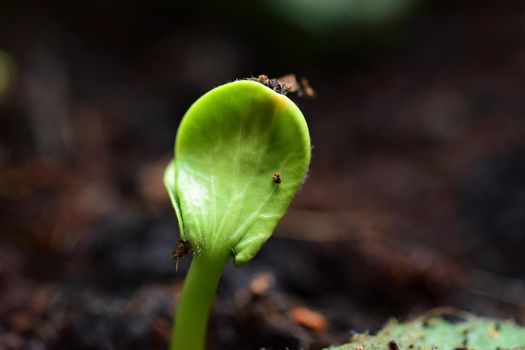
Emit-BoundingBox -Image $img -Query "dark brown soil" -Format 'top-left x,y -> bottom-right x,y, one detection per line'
0,1 -> 524,349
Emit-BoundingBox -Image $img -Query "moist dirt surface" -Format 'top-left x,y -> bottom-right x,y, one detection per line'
1,1 -> 525,349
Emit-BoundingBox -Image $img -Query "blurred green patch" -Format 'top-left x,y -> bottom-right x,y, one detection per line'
263,0 -> 419,34
0,50 -> 15,99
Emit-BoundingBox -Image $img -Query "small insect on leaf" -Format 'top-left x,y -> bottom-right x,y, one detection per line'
171,239 -> 192,271
272,172 -> 282,184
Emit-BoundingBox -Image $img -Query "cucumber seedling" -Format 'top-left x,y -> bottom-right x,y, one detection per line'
164,79 -> 311,349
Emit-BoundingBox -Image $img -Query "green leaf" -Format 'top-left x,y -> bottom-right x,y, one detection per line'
164,80 -> 311,265
163,160 -> 186,240
327,316 -> 525,350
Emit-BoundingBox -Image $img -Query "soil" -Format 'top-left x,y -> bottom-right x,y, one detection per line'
1,1 -> 524,349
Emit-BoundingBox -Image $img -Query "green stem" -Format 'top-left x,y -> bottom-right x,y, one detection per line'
170,253 -> 228,350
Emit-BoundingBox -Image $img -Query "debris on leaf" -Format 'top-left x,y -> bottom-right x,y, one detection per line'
171,239 -> 191,271
248,74 -> 316,97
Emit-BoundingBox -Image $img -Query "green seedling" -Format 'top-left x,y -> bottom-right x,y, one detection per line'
164,80 -> 311,349
327,315 -> 525,350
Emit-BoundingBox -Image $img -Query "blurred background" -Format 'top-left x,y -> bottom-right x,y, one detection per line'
1,0 -> 524,349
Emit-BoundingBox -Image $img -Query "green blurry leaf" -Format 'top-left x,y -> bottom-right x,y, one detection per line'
0,50 -> 15,99
327,316 -> 525,350
164,80 -> 311,265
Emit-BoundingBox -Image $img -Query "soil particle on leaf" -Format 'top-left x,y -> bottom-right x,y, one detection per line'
273,172 -> 282,184
248,74 -> 315,97
171,239 -> 191,271
249,75 -> 290,95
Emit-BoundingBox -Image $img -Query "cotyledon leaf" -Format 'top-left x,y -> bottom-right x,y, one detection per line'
164,80 -> 311,265
163,160 -> 186,241
326,316 -> 525,350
